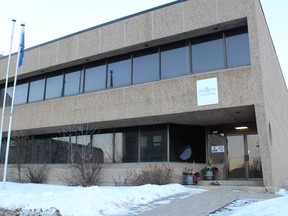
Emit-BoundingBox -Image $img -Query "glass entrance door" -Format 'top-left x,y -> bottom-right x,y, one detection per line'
227,135 -> 246,178
247,134 -> 263,178
227,134 -> 262,179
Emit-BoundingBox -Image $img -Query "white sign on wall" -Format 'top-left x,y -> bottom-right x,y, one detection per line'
211,145 -> 225,153
196,77 -> 219,106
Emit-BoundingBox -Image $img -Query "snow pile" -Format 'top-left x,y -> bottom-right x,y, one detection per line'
211,188 -> 288,216
276,189 -> 288,196
227,196 -> 288,216
0,182 -> 205,216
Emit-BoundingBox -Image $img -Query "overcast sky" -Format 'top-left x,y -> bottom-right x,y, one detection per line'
0,0 -> 287,85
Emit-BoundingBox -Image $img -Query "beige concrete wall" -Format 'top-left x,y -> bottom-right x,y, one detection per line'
0,67 -> 258,133
0,0 -> 255,81
253,0 -> 288,191
0,163 -> 225,186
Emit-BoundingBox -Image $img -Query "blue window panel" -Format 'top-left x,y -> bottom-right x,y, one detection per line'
192,38 -> 225,73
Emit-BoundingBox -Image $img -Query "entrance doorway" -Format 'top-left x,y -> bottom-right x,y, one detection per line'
227,134 -> 263,179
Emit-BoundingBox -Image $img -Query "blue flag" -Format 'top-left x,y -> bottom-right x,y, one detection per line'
18,30 -> 25,67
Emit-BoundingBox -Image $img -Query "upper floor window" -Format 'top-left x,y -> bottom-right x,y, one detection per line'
107,55 -> 131,88
161,41 -> 190,79
133,48 -> 159,84
64,68 -> 83,97
192,34 -> 225,73
14,83 -> 28,105
226,29 -> 250,68
28,78 -> 45,103
1,26 -> 250,106
45,73 -> 64,100
84,62 -> 106,93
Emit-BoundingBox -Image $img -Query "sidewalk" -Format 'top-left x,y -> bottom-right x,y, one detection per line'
137,185 -> 279,216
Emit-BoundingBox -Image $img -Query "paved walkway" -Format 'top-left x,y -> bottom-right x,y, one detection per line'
137,185 -> 279,216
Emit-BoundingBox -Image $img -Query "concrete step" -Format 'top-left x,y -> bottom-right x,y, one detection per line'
197,180 -> 264,187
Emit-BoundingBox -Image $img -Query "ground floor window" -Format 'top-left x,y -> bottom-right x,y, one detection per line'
0,124 -> 207,164
169,124 -> 206,163
140,125 -> 167,162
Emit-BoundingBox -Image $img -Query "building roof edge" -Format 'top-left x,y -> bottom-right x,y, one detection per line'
0,0 -> 187,61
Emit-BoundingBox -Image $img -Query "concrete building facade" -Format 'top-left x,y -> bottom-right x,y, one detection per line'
0,0 -> 287,192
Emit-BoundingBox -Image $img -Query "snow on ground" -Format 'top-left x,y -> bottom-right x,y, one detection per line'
0,182 -> 205,216
0,182 -> 287,216
210,189 -> 288,216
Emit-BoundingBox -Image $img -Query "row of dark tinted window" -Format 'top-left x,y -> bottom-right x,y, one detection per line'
0,27 -> 250,106
0,124 -> 206,164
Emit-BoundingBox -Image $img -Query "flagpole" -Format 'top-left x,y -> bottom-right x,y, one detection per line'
0,19 -> 16,161
2,23 -> 25,190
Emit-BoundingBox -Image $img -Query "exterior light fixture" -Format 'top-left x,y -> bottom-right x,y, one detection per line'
235,126 -> 248,130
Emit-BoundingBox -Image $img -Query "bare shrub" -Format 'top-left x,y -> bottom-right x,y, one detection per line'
1,131 -> 33,182
63,163 -> 102,187
131,164 -> 175,186
25,165 -> 49,183
113,169 -> 137,186
56,124 -> 103,187
60,150 -> 102,187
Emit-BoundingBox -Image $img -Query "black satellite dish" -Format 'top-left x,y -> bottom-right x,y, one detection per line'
179,145 -> 192,161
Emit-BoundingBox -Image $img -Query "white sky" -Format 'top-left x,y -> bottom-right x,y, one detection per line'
0,0 -> 287,85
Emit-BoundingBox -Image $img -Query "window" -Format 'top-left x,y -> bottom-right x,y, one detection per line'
64,69 -> 83,96
70,135 -> 93,163
28,78 -> 45,103
14,83 -> 28,105
34,138 -> 50,163
161,42 -> 190,79
140,125 -> 167,162
92,133 -> 113,163
50,136 -> 69,163
0,88 -> 4,107
84,62 -> 106,92
6,136 -> 33,164
226,30 -> 250,68
1,26 -> 251,106
133,48 -> 159,84
114,132 -> 124,163
169,124 -> 206,163
107,55 -> 131,88
45,74 -> 64,100
5,87 -> 14,107
192,35 -> 225,73
122,128 -> 139,162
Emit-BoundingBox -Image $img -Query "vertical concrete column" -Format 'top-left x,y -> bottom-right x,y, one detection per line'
255,103 -> 276,192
